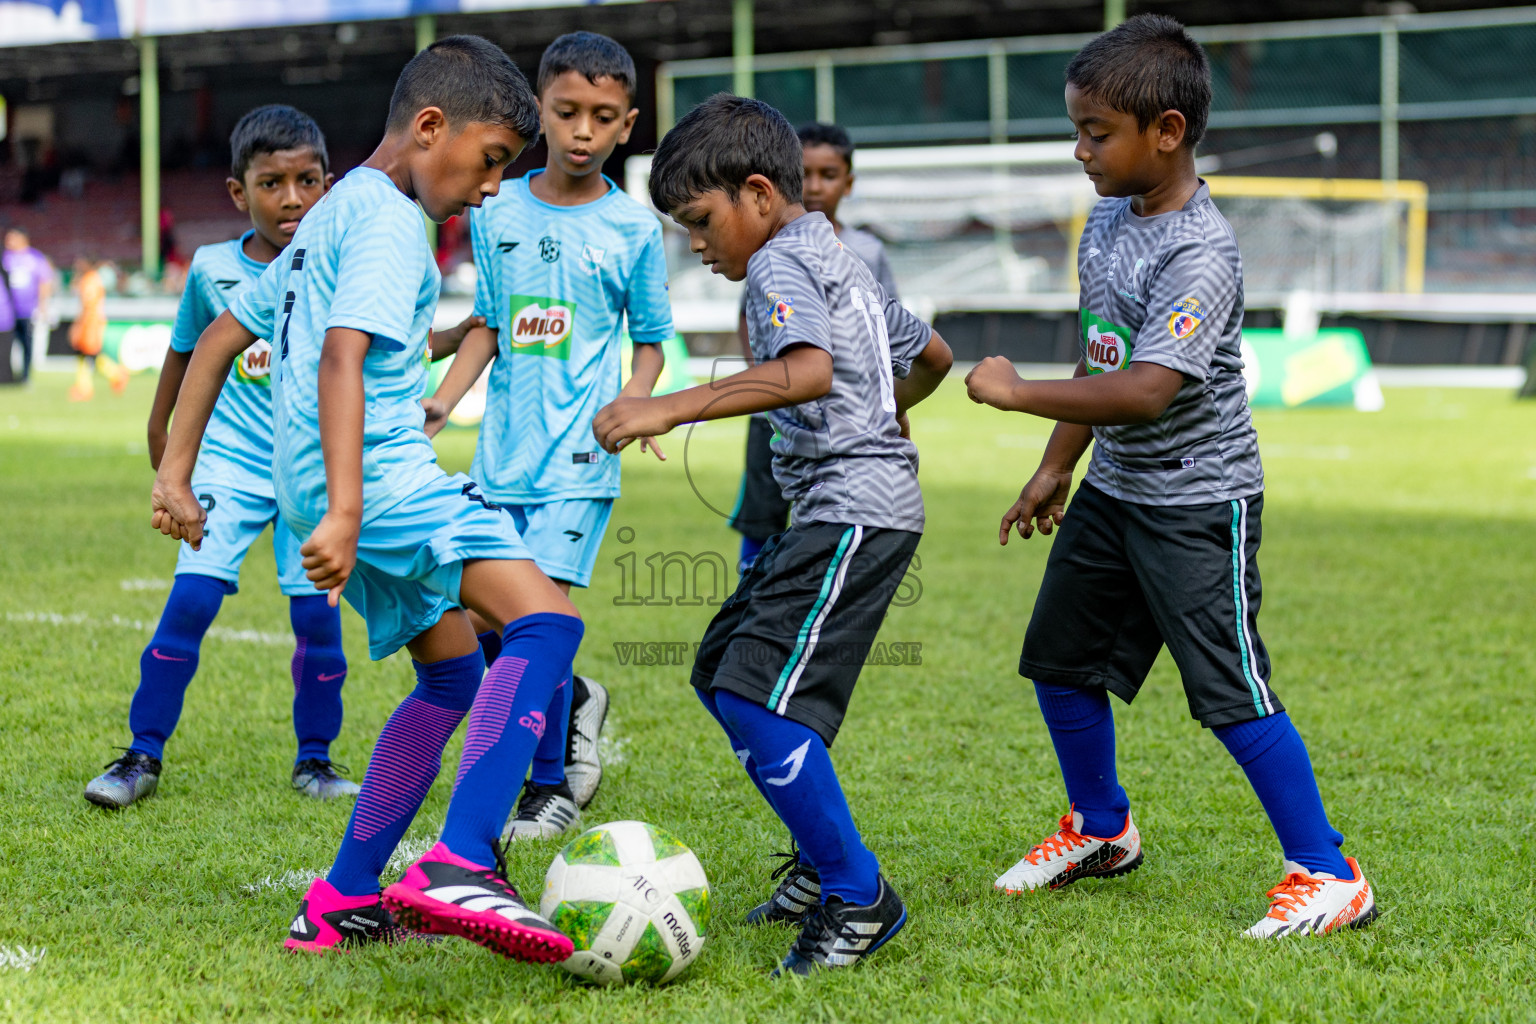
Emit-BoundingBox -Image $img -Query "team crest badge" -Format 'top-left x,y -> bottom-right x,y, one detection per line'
539,236 -> 560,263
580,243 -> 606,272
1168,297 -> 1204,339
766,291 -> 795,327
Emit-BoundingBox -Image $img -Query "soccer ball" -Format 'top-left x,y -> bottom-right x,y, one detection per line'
540,820 -> 710,985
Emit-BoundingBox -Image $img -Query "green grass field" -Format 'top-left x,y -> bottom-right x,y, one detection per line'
1,371 -> 1533,1023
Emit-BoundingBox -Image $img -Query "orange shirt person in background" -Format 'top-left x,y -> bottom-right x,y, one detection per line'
68,258 -> 127,400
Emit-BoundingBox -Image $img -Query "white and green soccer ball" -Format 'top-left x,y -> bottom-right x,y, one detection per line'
541,820 -> 710,985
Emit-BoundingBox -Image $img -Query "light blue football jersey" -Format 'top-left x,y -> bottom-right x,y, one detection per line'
469,170 -> 673,503
231,167 -> 442,527
172,230 -> 276,494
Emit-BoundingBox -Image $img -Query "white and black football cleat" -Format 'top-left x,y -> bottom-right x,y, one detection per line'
501,779 -> 581,841
746,846 -> 822,925
564,676 -> 609,808
773,874 -> 907,977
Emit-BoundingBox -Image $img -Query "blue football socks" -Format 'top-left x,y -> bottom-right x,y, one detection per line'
714,690 -> 879,905
1033,683 -> 1131,838
1212,713 -> 1351,878
738,535 -> 766,571
528,676 -> 573,787
476,629 -> 502,668
288,594 -> 347,763
127,574 -> 229,760
438,613 -> 584,866
695,687 -> 779,811
327,650 -> 482,897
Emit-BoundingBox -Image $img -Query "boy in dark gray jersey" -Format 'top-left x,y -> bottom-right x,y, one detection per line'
966,15 -> 1376,939
730,121 -> 900,572
594,95 -> 952,974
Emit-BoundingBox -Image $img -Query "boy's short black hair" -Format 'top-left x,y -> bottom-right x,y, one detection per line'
1065,13 -> 1211,147
797,122 -> 854,168
386,34 -> 541,141
229,104 -> 328,182
649,94 -> 803,212
538,31 -> 637,105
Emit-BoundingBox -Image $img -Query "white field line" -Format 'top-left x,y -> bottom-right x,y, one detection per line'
241,870 -> 322,896
120,578 -> 172,591
0,946 -> 46,972
599,715 -> 629,767
5,611 -> 290,647
241,836 -> 440,897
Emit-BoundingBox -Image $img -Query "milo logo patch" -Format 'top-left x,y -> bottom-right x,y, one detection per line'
233,339 -> 273,387
508,295 -> 575,359
1080,309 -> 1132,374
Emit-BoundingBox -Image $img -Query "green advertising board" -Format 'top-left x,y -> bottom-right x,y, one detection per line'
1239,328 -> 1378,410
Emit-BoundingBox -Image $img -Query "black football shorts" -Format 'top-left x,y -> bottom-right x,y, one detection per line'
692,521 -> 920,744
1019,480 -> 1283,728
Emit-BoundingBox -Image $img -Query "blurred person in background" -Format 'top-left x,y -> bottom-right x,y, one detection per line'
3,227 -> 55,384
68,257 -> 127,400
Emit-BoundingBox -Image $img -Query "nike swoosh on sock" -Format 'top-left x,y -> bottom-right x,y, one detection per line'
151,648 -> 190,662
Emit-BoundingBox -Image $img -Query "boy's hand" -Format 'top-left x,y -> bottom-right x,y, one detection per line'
895,410 -> 912,439
300,512 -> 360,608
999,467 -> 1073,544
593,396 -> 675,455
965,356 -> 1025,410
638,437 -> 668,461
421,397 -> 449,438
150,477 -> 207,549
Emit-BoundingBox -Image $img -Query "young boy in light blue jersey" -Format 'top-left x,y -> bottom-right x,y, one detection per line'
153,37 -> 582,963
84,106 -> 361,808
430,32 -> 672,837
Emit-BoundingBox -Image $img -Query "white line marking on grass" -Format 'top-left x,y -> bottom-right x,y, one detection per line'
120,578 -> 172,591
385,836 -> 436,875
5,611 -> 290,647
0,946 -> 46,972
599,716 -> 629,767
241,870 -> 322,896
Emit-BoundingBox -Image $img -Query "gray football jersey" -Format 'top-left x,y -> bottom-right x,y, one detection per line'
744,212 -> 931,532
838,224 -> 900,300
1077,181 -> 1264,505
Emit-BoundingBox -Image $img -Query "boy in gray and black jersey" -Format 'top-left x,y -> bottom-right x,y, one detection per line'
966,15 -> 1376,939
593,94 -> 952,975
730,121 -> 901,570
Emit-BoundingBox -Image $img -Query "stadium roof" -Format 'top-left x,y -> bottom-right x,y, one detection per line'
2,0 -> 1534,96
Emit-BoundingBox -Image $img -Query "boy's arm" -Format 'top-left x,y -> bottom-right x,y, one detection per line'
995,360 -> 1096,544
146,348 -> 192,470
428,313 -> 486,361
593,344 -> 832,454
301,327 -> 371,606
965,356 -> 1184,425
620,341 -> 668,460
891,329 -> 954,436
150,310 -> 259,545
424,325 -> 498,438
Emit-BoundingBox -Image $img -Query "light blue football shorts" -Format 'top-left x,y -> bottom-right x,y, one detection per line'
176,480 -> 313,597
287,472 -> 534,661
504,498 -> 615,589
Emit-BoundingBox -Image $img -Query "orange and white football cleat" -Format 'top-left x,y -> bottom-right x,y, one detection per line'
1245,857 -> 1377,938
994,807 -> 1142,893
